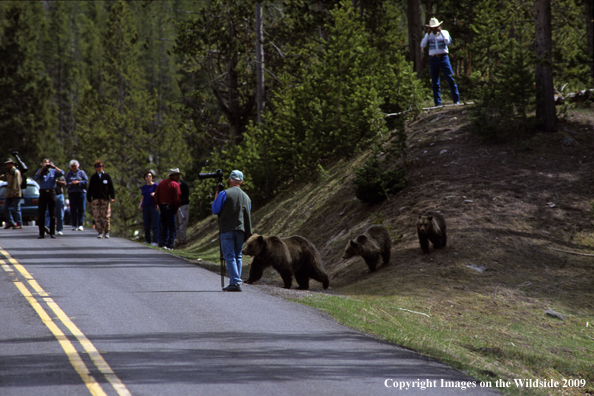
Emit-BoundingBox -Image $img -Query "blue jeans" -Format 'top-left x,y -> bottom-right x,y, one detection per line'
69,192 -> 85,228
46,194 -> 65,232
142,205 -> 160,244
3,197 -> 22,226
158,204 -> 176,249
220,230 -> 245,286
429,54 -> 459,106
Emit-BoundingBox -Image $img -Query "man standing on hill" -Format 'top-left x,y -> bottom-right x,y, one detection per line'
87,160 -> 115,239
1,158 -> 23,229
420,17 -> 460,107
154,168 -> 182,250
211,170 -> 252,292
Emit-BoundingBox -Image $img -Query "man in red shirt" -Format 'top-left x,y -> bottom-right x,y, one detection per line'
154,168 -> 182,250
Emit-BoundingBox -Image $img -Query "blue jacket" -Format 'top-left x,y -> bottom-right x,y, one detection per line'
35,168 -> 64,190
65,169 -> 89,194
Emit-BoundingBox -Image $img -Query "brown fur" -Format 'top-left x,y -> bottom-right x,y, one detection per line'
417,211 -> 447,254
342,225 -> 392,271
243,233 -> 329,290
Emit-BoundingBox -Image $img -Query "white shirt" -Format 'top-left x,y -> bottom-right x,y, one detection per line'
420,30 -> 452,56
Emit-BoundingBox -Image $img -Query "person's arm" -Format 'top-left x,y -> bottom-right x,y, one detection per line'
138,195 -> 143,210
211,190 -> 227,215
79,171 -> 89,189
441,29 -> 452,45
420,32 -> 429,48
108,175 -> 115,201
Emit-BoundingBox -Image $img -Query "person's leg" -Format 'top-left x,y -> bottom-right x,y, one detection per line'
81,192 -> 87,226
151,206 -> 160,245
47,193 -> 57,235
38,193 -> 49,236
220,231 -> 241,286
56,194 -> 64,232
4,198 -> 14,227
440,55 -> 460,104
166,208 -> 176,248
429,57 -> 442,106
142,206 -> 151,243
12,197 -> 22,226
233,230 -> 245,281
69,193 -> 79,228
92,199 -> 103,234
101,199 -> 111,234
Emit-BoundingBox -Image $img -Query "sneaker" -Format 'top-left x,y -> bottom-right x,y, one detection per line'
50,234 -> 56,239
97,233 -> 103,239
12,225 -> 23,229
72,227 -> 77,231
222,284 -> 242,292
38,235 -> 45,239
4,223 -> 14,229
104,233 -> 110,239
57,231 -> 63,235
78,226 -> 84,231
151,242 -> 158,246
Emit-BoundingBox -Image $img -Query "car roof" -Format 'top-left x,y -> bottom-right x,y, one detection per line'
0,178 -> 40,188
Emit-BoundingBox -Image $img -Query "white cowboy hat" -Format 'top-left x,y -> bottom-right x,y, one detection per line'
425,18 -> 443,28
168,168 -> 182,177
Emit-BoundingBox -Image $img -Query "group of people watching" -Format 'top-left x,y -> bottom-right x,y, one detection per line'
1,157 -> 190,249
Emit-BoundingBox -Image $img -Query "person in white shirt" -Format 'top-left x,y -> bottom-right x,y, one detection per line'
420,18 -> 460,107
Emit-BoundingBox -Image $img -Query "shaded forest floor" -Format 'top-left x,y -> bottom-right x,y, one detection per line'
176,105 -> 594,395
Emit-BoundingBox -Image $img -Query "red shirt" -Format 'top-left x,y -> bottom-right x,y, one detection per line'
154,178 -> 181,211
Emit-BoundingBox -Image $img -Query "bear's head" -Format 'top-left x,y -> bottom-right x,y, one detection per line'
242,233 -> 265,256
417,215 -> 433,234
342,235 -> 368,259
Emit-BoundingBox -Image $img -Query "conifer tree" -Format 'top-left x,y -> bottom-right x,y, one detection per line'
76,1 -> 189,235
0,3 -> 57,163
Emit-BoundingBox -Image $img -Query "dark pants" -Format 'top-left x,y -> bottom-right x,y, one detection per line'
158,204 -> 176,249
38,190 -> 57,236
69,192 -> 85,228
142,205 -> 160,244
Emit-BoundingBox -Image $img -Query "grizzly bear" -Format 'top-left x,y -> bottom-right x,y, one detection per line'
342,225 -> 391,271
242,233 -> 330,290
417,211 -> 447,254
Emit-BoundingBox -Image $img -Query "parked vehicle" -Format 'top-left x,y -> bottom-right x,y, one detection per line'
0,178 -> 40,225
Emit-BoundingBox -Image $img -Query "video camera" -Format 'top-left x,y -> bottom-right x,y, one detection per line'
198,168 -> 225,192
0,151 -> 28,189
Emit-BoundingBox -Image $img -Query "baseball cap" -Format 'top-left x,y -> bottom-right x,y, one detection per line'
230,170 -> 243,181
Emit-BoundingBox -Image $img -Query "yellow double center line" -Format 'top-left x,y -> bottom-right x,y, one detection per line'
0,249 -> 131,396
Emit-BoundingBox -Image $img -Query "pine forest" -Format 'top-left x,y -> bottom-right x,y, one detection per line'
0,0 -> 591,235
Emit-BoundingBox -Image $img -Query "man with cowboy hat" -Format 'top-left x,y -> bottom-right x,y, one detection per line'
154,168 -> 182,250
420,17 -> 460,107
0,157 -> 23,229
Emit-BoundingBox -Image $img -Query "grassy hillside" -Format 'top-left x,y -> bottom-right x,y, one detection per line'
175,106 -> 594,395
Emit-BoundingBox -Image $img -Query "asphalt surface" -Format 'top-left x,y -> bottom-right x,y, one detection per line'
0,226 -> 500,396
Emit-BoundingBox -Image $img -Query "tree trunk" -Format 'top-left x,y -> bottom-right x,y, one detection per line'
534,0 -> 557,132
421,0 -> 433,72
407,0 -> 423,77
586,0 -> 594,79
255,2 -> 264,124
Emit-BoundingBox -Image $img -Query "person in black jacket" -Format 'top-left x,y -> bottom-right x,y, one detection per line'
87,160 -> 115,239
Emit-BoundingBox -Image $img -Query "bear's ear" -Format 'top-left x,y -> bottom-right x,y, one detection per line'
258,235 -> 264,243
349,240 -> 358,248
427,216 -> 433,221
356,235 -> 368,243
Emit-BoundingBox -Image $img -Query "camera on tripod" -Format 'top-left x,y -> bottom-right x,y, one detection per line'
198,168 -> 225,192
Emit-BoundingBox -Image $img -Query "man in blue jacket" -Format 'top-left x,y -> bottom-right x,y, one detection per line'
34,159 -> 64,239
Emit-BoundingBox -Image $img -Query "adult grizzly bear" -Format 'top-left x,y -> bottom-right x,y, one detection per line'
242,233 -> 330,290
342,225 -> 391,271
417,211 -> 447,254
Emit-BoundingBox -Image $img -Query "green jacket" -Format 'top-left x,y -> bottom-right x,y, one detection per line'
218,186 -> 252,239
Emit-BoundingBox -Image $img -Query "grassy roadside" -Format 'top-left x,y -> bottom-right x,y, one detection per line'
175,107 -> 594,396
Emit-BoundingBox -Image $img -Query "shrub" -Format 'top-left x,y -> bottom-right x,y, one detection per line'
353,157 -> 406,204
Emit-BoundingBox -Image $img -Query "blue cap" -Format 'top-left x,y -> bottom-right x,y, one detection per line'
230,170 -> 243,181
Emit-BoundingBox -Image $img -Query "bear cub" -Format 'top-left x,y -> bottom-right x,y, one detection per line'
342,225 -> 391,272
417,211 -> 447,254
242,233 -> 330,290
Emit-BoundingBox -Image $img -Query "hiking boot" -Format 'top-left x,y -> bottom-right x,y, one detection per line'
222,284 -> 242,292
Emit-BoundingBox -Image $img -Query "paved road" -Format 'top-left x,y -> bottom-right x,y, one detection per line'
0,226 -> 499,396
